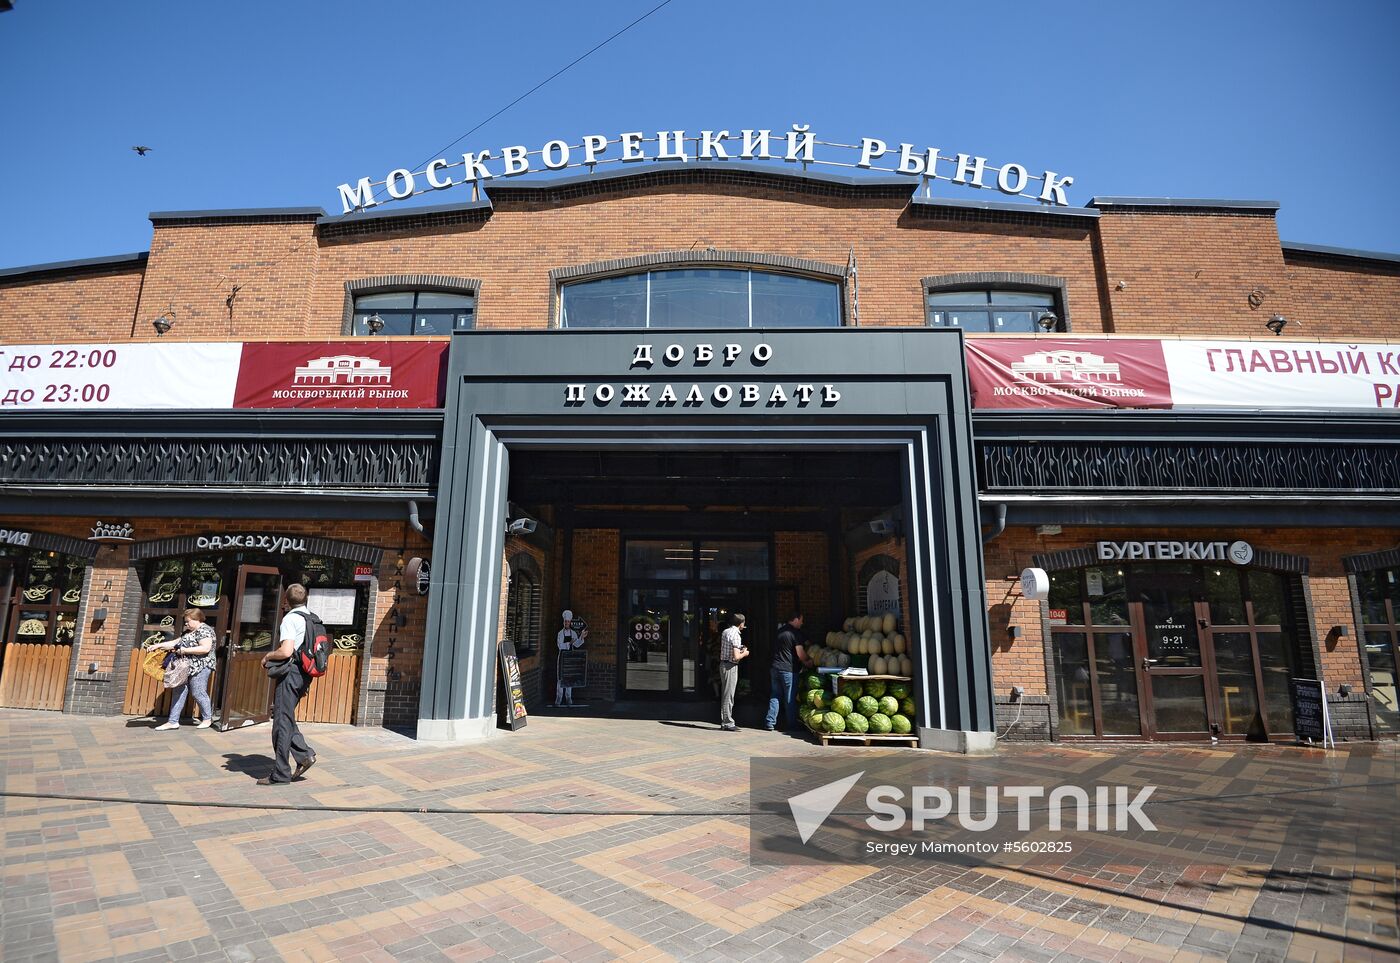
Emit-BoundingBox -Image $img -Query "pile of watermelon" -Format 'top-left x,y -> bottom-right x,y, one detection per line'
800,673 -> 916,737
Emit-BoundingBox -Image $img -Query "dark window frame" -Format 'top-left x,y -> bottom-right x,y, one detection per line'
551,250 -> 848,329
341,275 -> 480,336
921,272 -> 1070,333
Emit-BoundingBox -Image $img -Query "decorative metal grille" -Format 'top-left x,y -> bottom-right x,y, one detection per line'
980,442 -> 1400,493
0,438 -> 437,490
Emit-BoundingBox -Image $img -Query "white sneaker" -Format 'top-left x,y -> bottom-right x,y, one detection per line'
195,719 -> 212,729
154,721 -> 180,731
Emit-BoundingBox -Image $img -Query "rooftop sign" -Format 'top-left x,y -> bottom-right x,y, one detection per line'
334,125 -> 1074,214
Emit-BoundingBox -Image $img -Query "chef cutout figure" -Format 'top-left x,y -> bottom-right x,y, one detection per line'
555,609 -> 588,707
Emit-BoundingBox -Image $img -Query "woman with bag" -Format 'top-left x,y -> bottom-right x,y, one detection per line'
152,608 -> 218,731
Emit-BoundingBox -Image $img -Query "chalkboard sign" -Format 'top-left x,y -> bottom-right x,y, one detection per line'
497,639 -> 528,731
558,649 -> 588,689
1292,678 -> 1326,743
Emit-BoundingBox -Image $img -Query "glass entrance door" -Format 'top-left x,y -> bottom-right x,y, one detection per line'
218,565 -> 282,730
1134,566 -> 1212,738
623,586 -> 701,696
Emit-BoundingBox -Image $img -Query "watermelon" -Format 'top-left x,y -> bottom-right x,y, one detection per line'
831,695 -> 854,716
890,714 -> 912,734
864,681 -> 887,699
838,679 -> 864,699
804,673 -> 824,690
900,697 -> 916,716
823,711 -> 846,733
845,711 -> 869,734
805,689 -> 826,710
878,696 -> 900,716
805,710 -> 822,732
856,696 -> 879,717
888,683 -> 910,700
869,713 -> 893,734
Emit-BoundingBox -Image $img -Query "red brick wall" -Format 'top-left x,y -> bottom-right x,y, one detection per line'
568,529 -> 618,700
1095,211 -> 1295,336
135,220 -> 322,340
1284,256 -> 1400,341
5,185 -> 1396,347
774,531 -> 830,636
0,267 -> 145,342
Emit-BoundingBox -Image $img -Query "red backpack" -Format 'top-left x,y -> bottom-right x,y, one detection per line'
297,611 -> 332,678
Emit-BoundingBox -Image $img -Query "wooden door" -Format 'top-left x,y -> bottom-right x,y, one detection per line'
218,566 -> 281,730
0,560 -> 75,711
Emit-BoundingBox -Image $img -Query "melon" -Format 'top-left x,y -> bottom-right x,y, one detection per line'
845,711 -> 869,734
843,617 -> 854,632
823,711 -> 846,733
805,689 -> 826,710
831,695 -> 854,716
882,613 -> 896,634
868,713 -> 893,734
864,680 -> 888,698
805,673 -> 824,690
900,656 -> 913,676
888,683 -> 910,699
900,697 -> 916,716
870,655 -> 887,675
893,633 -> 906,654
838,679 -> 863,699
890,714 -> 912,734
856,695 -> 879,717
878,696 -> 900,716
880,638 -> 894,656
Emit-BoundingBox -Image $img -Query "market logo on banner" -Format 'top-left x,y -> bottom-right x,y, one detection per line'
292,355 -> 393,387
233,342 -> 447,409
966,339 -> 1172,410
1010,350 -> 1122,385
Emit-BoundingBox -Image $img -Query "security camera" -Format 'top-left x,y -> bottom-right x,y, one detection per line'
869,518 -> 895,536
507,518 -> 537,535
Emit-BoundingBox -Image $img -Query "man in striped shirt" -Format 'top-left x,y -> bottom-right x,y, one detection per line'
718,613 -> 748,731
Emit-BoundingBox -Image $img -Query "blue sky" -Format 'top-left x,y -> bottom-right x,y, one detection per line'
2,0 -> 1398,269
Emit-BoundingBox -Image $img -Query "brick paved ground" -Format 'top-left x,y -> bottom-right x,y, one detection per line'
1,710 -> 1396,962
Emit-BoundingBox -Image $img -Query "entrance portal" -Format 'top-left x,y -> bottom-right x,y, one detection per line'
1049,562 -> 1302,740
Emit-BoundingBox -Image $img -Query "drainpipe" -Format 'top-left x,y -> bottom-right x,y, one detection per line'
980,502 -> 1007,544
407,500 -> 430,540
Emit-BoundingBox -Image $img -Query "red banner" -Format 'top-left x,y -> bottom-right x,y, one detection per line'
233,342 -> 447,409
966,339 -> 1173,409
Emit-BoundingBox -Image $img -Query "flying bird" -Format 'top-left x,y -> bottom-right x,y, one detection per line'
132,146 -> 152,156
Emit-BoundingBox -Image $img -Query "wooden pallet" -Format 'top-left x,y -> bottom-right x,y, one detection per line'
817,732 -> 919,747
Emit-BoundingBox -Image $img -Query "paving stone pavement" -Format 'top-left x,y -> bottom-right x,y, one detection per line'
1,710 -> 1397,962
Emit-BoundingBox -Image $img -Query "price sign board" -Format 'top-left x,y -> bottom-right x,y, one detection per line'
558,650 -> 588,689
497,639 -> 528,731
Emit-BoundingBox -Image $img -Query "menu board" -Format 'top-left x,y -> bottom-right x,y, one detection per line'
1292,679 -> 1328,743
308,588 -> 357,626
497,639 -> 528,731
558,650 -> 589,688
239,589 -> 264,623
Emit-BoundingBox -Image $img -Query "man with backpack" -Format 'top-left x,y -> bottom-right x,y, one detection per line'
257,583 -> 324,786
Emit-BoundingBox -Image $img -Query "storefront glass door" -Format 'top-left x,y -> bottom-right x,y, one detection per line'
218,565 -> 281,730
1135,565 -> 1212,737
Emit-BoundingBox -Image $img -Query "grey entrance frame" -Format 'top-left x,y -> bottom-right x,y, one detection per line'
420,327 -> 994,751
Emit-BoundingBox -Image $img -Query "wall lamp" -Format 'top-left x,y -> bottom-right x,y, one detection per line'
1036,312 -> 1059,332
1265,314 -> 1288,336
151,311 -> 174,336
869,518 -> 901,537
364,313 -> 385,335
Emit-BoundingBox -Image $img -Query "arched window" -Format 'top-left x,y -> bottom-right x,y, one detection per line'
505,554 -> 543,656
342,275 -> 480,336
922,273 -> 1069,333
560,268 -> 843,328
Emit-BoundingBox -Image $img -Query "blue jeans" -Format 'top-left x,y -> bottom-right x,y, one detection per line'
766,667 -> 797,730
168,667 -> 213,723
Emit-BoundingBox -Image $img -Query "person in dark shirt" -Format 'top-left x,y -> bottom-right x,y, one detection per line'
765,612 -> 811,731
